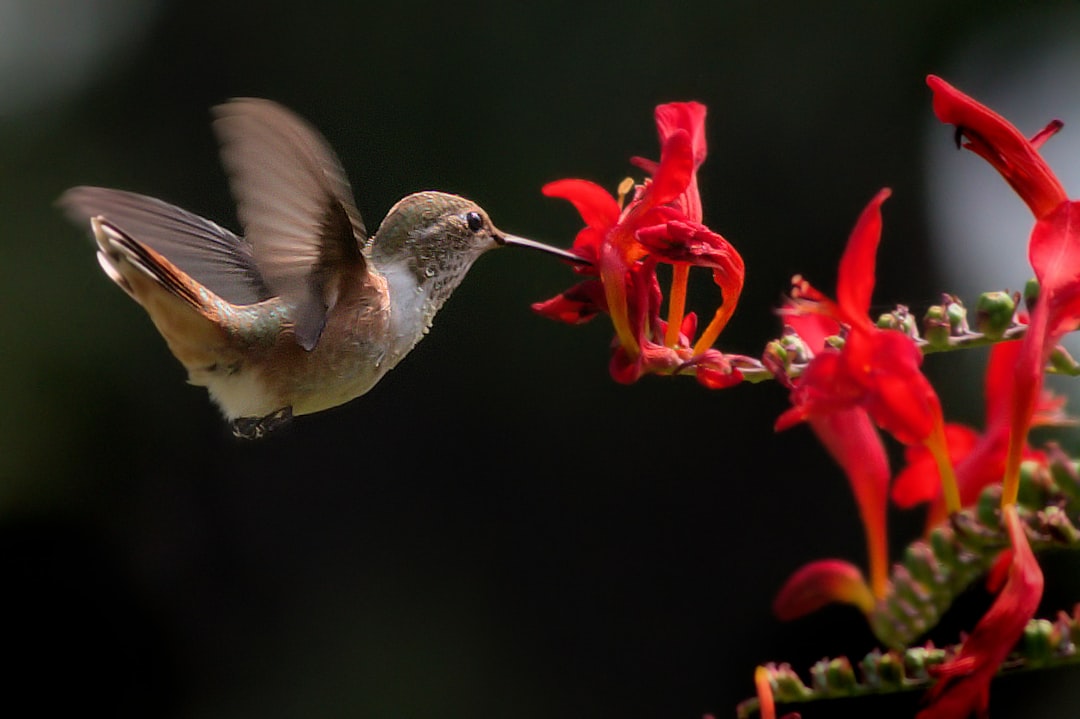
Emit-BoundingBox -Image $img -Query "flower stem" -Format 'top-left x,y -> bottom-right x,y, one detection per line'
666,263 -> 690,347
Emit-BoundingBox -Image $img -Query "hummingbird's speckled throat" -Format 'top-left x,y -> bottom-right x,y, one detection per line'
60,98 -> 586,438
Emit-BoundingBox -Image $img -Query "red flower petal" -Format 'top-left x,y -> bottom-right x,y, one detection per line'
531,280 -> 607,324
846,329 -> 940,446
836,188 -> 891,328
542,179 -> 621,230
780,297 -> 841,352
892,424 -> 979,508
1031,201 -> 1080,337
693,349 -> 743,389
809,408 -> 891,597
773,558 -> 875,621
654,101 -> 707,220
927,75 -> 1067,220
647,129 -> 695,208
654,102 -> 707,165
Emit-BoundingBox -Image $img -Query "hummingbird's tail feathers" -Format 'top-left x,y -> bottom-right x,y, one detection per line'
59,186 -> 270,306
213,98 -> 369,351
92,217 -> 236,359
92,217 -> 203,307
92,217 -> 274,419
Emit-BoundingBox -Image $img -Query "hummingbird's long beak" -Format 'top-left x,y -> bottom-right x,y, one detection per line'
497,233 -> 593,266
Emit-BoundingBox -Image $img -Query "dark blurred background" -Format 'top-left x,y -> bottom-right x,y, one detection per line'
4,0 -> 1080,717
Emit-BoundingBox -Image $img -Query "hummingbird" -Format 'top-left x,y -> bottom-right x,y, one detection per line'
61,98 -> 586,438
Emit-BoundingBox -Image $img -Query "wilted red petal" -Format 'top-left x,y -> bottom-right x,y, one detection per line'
927,75 -> 1067,220
835,188 -> 891,327
693,349 -> 743,389
609,346 -> 642,384
531,280 -> 607,324
917,504 -> 1043,719
773,558 -> 875,621
635,220 -> 732,266
542,179 -> 621,230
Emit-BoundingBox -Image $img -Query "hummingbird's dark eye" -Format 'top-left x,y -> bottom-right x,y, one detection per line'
465,211 -> 484,232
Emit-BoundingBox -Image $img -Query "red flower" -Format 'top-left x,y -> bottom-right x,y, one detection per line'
534,103 -> 745,388
929,75 -> 1079,506
917,504 -> 1044,719
775,189 -> 961,511
770,304 -> 892,611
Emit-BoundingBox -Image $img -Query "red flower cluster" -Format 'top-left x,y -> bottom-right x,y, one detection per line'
929,75 -> 1078,506
768,77 -> 1066,719
533,102 -> 745,387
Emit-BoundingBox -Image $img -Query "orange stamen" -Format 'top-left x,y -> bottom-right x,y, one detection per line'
665,263 -> 690,348
754,666 -> 777,719
926,421 -> 961,514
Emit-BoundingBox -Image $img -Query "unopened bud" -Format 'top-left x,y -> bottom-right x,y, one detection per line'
762,340 -> 789,379
1049,344 -> 1080,376
1024,278 -> 1040,312
877,305 -> 918,339
779,329 -> 812,365
944,295 -> 969,334
1023,618 -> 1058,664
923,305 -> 951,349
975,291 -> 1016,339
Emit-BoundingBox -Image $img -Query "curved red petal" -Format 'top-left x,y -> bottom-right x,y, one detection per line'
773,558 -> 874,621
1030,201 -> 1080,337
531,279 -> 607,324
917,504 -> 1043,719
836,188 -> 891,326
542,179 -> 621,230
927,75 -> 1067,219
809,408 -> 891,596
653,102 -> 707,220
654,102 -> 707,167
609,346 -> 643,384
647,129 -> 694,208
693,350 -> 743,389
780,299 -> 841,352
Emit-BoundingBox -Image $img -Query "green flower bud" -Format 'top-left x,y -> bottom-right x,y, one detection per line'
975,291 -> 1016,340
923,304 -> 951,349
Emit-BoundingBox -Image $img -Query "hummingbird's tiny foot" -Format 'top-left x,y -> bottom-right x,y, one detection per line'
230,406 -> 294,439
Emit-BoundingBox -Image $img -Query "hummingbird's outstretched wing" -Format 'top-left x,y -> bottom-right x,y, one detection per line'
59,187 -> 271,306
212,98 -> 368,351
